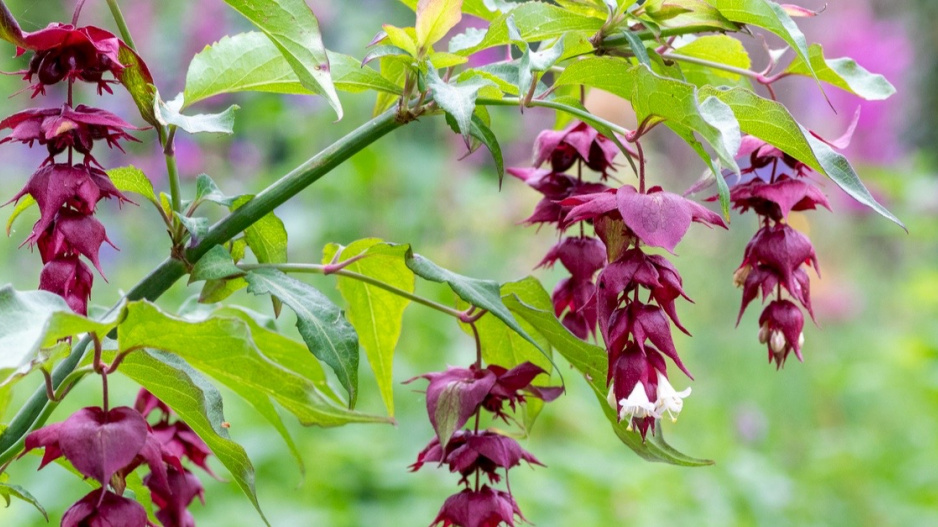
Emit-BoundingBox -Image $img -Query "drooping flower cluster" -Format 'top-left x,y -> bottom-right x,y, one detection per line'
409,362 -> 561,527
22,390 -> 211,526
2,22 -> 141,314
510,122 -> 721,438
722,136 -> 831,368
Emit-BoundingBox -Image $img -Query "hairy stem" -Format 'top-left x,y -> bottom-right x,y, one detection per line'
238,263 -> 467,320
104,0 -> 137,50
0,109 -> 405,461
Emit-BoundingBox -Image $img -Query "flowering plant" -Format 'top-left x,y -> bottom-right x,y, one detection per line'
0,0 -> 901,525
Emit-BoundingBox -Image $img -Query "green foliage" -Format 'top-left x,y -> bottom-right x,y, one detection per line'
106,166 -> 157,205
0,475 -> 46,521
322,240 -> 415,417
222,0 -> 343,119
154,91 -> 239,135
785,43 -> 897,100
4,194 -> 35,236
415,0 -> 464,52
451,2 -> 603,55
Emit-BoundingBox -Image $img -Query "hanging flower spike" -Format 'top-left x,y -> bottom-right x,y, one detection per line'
759,299 -> 806,368
145,466 -> 206,527
19,23 -> 123,96
431,486 -> 525,527
411,430 -> 543,485
151,420 -> 216,476
34,208 -> 117,272
606,341 -> 667,439
533,121 -> 625,177
550,277 -> 598,340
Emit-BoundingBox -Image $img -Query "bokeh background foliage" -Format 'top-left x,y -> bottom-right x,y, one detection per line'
0,0 -> 936,526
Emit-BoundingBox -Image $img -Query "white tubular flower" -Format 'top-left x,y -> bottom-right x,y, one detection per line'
618,383 -> 657,430
654,372 -> 691,423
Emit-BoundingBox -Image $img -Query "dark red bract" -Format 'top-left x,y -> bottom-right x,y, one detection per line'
19,23 -> 123,96
411,430 -> 543,485
533,121 -> 624,176
431,486 -> 525,527
61,489 -> 150,527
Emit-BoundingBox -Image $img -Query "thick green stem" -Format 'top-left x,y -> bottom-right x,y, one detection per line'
238,263 -> 466,319
0,109 -> 404,460
105,0 -> 137,50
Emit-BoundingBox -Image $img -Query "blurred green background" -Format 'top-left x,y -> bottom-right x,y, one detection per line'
1,1 -> 936,526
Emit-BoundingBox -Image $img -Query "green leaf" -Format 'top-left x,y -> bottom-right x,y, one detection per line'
243,269 -> 361,406
230,196 -> 288,267
503,294 -> 713,466
115,348 -> 267,524
155,91 -> 239,135
200,240 -> 249,303
190,245 -> 243,283
0,3 -> 24,47
427,65 -> 494,148
416,0 -> 463,51
673,35 -> 751,87
517,36 -> 565,98
404,250 -> 547,356
0,286 -> 120,387
453,2 -> 603,56
330,53 -> 404,95
0,478 -> 47,521
381,25 -> 419,57
118,301 -> 380,426
643,0 -> 737,30
467,114 -> 504,185
222,0 -> 343,120
5,194 -> 35,236
710,0 -> 819,87
195,173 -> 236,207
322,240 -> 414,417
784,43 -> 896,100
106,166 -> 157,204
621,31 -> 651,67
117,43 -> 160,128
175,213 -> 209,243
697,86 -> 904,228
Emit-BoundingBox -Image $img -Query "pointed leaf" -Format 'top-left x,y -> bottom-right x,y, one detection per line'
222,0 -> 343,119
195,173 -> 236,207
243,269 -> 361,406
106,166 -> 156,204
189,245 -> 242,283
5,194 -> 35,236
453,2 -> 603,55
117,301 -> 380,426
784,43 -> 896,100
155,91 -> 239,135
673,35 -> 751,87
0,478 -> 47,521
115,348 -> 267,525
426,66 -> 494,147
404,250 -> 547,356
322,239 -> 414,417
416,0 -> 463,51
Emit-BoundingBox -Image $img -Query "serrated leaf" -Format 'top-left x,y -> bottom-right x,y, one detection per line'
0,286 -> 120,387
106,166 -> 156,204
453,2 -> 603,56
222,0 -> 343,120
0,479 -> 47,521
696,86 -> 903,228
5,194 -> 35,236
243,269 -> 361,406
115,348 -> 267,524
784,43 -> 896,100
155,91 -> 239,135
404,250 -> 548,356
426,65 -> 493,148
117,43 -> 160,128
184,33 -> 402,107
323,239 -> 414,417
190,245 -> 242,283
416,0 -> 463,51
710,0 -> 820,87
118,301 -> 378,425
503,293 -> 713,466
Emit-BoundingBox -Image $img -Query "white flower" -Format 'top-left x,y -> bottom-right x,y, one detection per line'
617,382 -> 657,430
654,372 -> 691,423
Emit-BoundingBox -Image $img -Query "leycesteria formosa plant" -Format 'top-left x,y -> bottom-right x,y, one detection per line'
0,0 -> 902,526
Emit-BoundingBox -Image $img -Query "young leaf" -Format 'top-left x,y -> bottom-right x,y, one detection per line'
154,91 -> 239,135
503,293 -> 713,466
517,37 -> 565,98
117,301 -> 378,426
672,35 -> 751,87
175,213 -> 209,244
404,249 -> 548,356
115,349 -> 267,525
5,194 -> 36,236
222,0 -> 343,120
642,0 -> 737,31
243,269 -> 361,406
0,478 -> 47,521
381,25 -> 419,57
426,65 -> 494,148
106,166 -> 157,204
784,43 -> 896,100
323,239 -> 415,417
416,0 -> 463,52
189,245 -> 243,283
195,173 -> 236,207
0,286 -> 120,387
453,2 -> 603,56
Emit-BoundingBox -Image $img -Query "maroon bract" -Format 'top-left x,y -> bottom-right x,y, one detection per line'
550,277 -> 597,340
135,388 -> 171,418
727,176 -> 831,221
37,254 -> 93,314
34,208 -> 116,272
533,121 -> 624,176
151,420 -> 215,476
431,486 -> 525,527
61,489 -> 151,527
19,23 -> 123,96
536,236 -> 606,280
146,466 -> 205,527
411,430 -> 543,485
759,299 -> 805,368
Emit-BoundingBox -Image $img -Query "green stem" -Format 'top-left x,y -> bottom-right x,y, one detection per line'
164,125 -> 182,213
105,0 -> 137,50
662,52 -> 767,81
238,263 -> 466,319
0,109 -> 405,460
